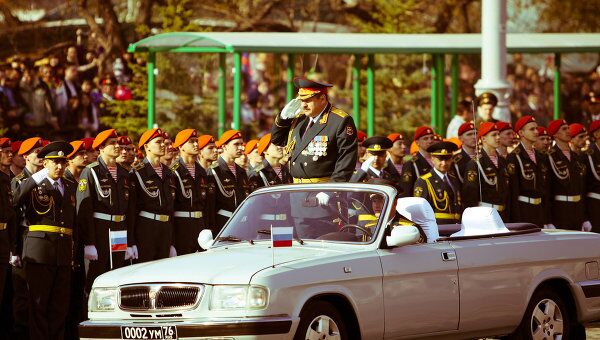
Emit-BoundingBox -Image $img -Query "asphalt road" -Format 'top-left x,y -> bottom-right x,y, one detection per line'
587,323 -> 600,339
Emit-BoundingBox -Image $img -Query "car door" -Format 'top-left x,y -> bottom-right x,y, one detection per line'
378,240 -> 459,338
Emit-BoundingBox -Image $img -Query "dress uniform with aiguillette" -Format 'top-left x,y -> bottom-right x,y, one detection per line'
413,142 -> 463,224
12,141 -> 76,340
400,127 -> 435,198
271,77 -> 358,183
350,136 -> 394,183
0,138 -> 16,312
585,121 -> 600,231
128,128 -> 176,262
171,129 -> 211,255
453,122 -> 476,185
76,129 -> 131,292
248,134 -> 293,191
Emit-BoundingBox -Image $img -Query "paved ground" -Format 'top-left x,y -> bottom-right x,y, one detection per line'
588,323 -> 600,339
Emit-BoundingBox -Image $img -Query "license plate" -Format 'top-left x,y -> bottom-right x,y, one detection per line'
121,326 -> 177,340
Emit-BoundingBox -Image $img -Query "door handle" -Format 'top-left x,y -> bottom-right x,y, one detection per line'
441,251 -> 456,261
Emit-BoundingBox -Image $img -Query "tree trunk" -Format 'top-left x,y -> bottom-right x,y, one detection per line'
135,0 -> 154,34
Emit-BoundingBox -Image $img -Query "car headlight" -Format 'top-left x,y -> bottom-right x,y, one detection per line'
210,285 -> 269,310
89,288 -> 118,312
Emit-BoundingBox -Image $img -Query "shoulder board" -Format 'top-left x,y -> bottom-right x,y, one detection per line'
133,162 -> 145,171
171,162 -> 180,171
586,148 -> 594,155
14,173 -> 25,181
63,176 -> 76,184
411,155 -> 419,162
330,106 -> 349,118
420,173 -> 432,180
86,161 -> 99,169
253,164 -> 265,172
453,154 -> 463,162
209,162 -> 219,169
512,146 -> 521,154
547,147 -> 556,155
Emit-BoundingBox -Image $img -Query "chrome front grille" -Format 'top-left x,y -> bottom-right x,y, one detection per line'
119,284 -> 203,311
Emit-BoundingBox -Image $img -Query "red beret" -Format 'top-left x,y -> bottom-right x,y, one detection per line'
0,137 -> 11,149
163,131 -> 171,141
387,133 -> 405,143
244,139 -> 259,155
11,140 -> 22,153
478,122 -> 497,138
173,129 -> 198,148
257,134 -> 272,156
68,141 -> 85,158
216,130 -> 242,148
547,119 -> 567,137
568,123 -> 586,138
458,122 -> 476,136
357,130 -> 367,143
198,135 -> 215,149
93,129 -> 119,150
414,126 -> 434,141
117,136 -> 133,146
138,128 -> 165,148
81,137 -> 94,151
590,120 -> 600,134
18,137 -> 44,155
514,115 -> 536,133
537,126 -> 549,137
496,121 -> 512,132
42,139 -> 50,147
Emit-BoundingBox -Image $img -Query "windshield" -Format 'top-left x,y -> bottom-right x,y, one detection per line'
215,189 -> 389,245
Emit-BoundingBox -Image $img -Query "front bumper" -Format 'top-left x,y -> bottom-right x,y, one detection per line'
79,316 -> 293,339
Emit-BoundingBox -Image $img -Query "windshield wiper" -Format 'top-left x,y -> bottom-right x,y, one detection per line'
216,235 -> 254,245
256,229 -> 304,245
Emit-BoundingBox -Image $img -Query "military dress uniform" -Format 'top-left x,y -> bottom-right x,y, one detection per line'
400,152 -> 432,198
12,142 -> 76,340
585,140 -> 600,231
271,78 -> 357,183
248,159 -> 293,190
210,157 -> 250,229
452,148 -> 473,185
0,146 -> 16,319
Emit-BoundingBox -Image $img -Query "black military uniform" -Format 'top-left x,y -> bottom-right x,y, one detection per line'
350,136 -> 395,184
452,148 -> 473,185
210,157 -> 250,229
413,142 -> 463,225
248,159 -> 293,190
547,145 -> 587,230
12,141 -> 75,340
0,167 -> 16,313
271,78 -> 357,183
76,157 -> 131,291
462,150 -> 510,221
171,157 -> 214,255
584,141 -> 600,231
400,152 -> 432,198
506,143 -> 550,227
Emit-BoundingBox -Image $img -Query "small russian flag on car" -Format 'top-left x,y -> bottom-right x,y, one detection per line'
109,230 -> 127,252
271,226 -> 293,248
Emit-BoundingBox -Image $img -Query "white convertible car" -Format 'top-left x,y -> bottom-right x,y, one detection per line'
80,183 -> 600,340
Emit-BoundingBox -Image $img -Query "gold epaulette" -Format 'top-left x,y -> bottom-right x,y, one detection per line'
14,173 -> 25,181
420,173 -> 432,180
171,162 -> 180,171
330,106 -> 349,118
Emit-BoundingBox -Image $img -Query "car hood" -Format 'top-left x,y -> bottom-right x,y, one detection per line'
93,243 -> 343,287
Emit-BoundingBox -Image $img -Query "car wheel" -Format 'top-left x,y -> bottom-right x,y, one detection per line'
294,301 -> 348,340
515,287 -> 572,339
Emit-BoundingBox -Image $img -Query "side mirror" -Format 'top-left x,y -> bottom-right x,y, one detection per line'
198,229 -> 214,250
386,226 -> 420,247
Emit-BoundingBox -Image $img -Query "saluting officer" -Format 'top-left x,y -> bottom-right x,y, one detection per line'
453,122 -> 477,185
413,141 -> 463,224
12,141 -> 76,340
506,116 -> 550,228
400,126 -> 436,198
211,130 -> 250,229
271,77 -> 358,183
545,120 -> 590,230
585,120 -> 600,231
0,138 -> 16,313
76,129 -> 133,294
350,136 -> 394,183
385,133 -> 407,183
462,122 -> 510,221
170,129 -> 211,255
248,133 -> 292,190
128,128 -> 176,262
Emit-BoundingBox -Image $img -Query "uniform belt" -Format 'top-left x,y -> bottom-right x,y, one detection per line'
217,209 -> 233,218
93,212 -> 126,222
587,192 -> 600,200
434,213 -> 460,220
139,211 -> 170,222
29,224 -> 72,235
259,214 -> 287,221
517,196 -> 542,205
174,211 -> 203,218
293,177 -> 330,184
554,195 -> 581,202
0,222 -> 6,231
478,202 -> 506,212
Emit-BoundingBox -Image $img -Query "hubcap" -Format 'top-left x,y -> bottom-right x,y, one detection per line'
305,315 -> 341,340
530,298 -> 564,340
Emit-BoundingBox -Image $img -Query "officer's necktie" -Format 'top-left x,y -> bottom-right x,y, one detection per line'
444,175 -> 455,197
54,181 -> 64,196
302,119 -> 314,139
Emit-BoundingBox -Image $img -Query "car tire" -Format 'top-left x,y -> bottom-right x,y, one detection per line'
511,287 -> 572,340
294,300 -> 349,340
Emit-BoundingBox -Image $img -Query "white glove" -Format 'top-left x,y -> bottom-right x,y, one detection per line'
316,192 -> 330,206
279,98 -> 302,119
9,252 -> 21,267
361,156 -> 375,172
131,245 -> 139,259
543,224 -> 556,229
582,221 -> 592,232
169,246 -> 177,257
125,247 -> 134,260
32,168 -> 49,184
84,245 -> 98,260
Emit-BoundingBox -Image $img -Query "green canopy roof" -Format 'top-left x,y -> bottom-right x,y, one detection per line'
128,32 -> 600,54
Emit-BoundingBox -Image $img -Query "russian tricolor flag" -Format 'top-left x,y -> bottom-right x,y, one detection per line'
109,230 -> 127,252
271,226 -> 293,248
